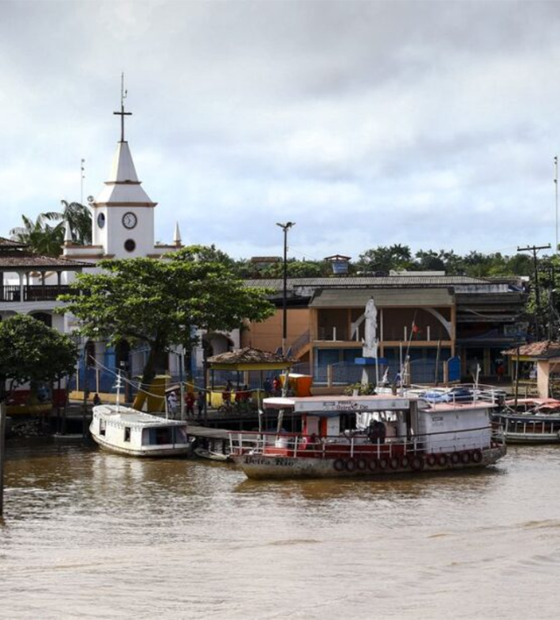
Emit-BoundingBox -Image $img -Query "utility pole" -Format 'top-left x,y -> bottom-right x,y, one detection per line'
517,243 -> 551,340
276,222 -> 295,355
0,400 -> 5,516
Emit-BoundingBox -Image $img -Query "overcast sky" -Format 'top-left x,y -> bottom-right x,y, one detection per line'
2,0 -> 560,262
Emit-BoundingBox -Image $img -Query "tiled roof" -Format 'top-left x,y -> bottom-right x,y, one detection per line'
208,347 -> 293,365
0,250 -> 93,269
0,237 -> 28,249
502,341 -> 560,358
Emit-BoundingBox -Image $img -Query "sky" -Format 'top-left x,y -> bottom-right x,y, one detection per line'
2,0 -> 560,263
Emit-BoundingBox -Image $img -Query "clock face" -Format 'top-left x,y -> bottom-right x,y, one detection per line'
122,212 -> 137,229
97,213 -> 106,229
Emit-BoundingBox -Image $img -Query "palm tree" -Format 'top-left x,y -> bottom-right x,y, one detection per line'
9,214 -> 65,257
54,200 -> 92,245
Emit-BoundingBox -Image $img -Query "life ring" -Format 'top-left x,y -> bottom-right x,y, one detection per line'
471,449 -> 483,464
333,458 -> 345,472
426,454 -> 437,467
461,452 -> 471,465
356,457 -> 368,471
411,455 -> 425,471
346,457 -> 357,472
450,452 -> 460,465
389,456 -> 400,470
437,454 -> 448,467
378,457 -> 389,470
400,455 -> 411,469
368,459 -> 378,472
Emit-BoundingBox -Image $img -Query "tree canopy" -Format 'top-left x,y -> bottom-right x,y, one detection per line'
0,315 -> 78,403
9,201 -> 92,256
57,245 -> 275,391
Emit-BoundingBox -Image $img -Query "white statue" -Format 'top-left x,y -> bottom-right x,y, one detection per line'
363,297 -> 378,358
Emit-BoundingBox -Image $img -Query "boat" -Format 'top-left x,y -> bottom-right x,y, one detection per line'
194,446 -> 232,462
90,404 -> 195,457
492,398 -> 560,444
229,393 -> 506,480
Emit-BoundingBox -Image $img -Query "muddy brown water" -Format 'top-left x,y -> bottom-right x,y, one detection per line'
1,439 -> 559,619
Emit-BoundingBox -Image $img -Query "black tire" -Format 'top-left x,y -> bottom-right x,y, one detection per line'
346,458 -> 357,472
333,458 -> 345,472
378,457 -> 389,470
461,452 -> 471,465
426,454 -> 437,467
389,456 -> 400,470
356,457 -> 368,471
450,452 -> 460,465
437,454 -> 448,467
368,459 -> 378,472
400,455 -> 411,469
471,449 -> 483,464
411,455 -> 425,471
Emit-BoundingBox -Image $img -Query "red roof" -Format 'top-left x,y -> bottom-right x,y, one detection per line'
502,341 -> 560,359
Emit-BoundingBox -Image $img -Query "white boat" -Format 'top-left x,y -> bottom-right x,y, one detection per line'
229,393 -> 506,480
492,398 -> 560,444
90,404 -> 194,457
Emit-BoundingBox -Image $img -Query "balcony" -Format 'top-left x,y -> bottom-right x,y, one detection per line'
0,285 -> 71,302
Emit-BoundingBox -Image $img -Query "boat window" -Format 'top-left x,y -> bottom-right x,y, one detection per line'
99,420 -> 106,436
174,427 -> 188,444
124,427 -> 131,442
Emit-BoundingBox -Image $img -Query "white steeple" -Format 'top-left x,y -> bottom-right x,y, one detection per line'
173,222 -> 182,246
90,76 -> 157,258
64,220 -> 73,245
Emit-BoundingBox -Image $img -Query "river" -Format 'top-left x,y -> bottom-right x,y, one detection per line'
0,439 -> 559,619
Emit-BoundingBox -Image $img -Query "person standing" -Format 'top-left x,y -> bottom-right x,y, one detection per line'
197,391 -> 205,417
167,391 -> 178,416
185,392 -> 195,416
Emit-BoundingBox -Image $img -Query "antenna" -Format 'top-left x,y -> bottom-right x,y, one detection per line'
80,158 -> 85,204
555,156 -> 558,253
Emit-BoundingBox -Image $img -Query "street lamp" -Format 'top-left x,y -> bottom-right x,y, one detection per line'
276,221 -> 295,355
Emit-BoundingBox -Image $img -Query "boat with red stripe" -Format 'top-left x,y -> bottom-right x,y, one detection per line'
229,393 -> 506,480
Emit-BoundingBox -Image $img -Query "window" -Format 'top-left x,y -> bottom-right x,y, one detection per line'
124,239 -> 136,253
124,427 -> 131,442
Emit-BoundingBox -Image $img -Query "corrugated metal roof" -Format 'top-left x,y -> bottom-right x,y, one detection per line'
309,288 -> 454,308
245,275 -> 488,292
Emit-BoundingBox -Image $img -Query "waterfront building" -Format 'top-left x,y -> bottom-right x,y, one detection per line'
241,273 -> 527,384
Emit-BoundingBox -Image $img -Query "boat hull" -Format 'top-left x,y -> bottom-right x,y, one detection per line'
232,445 -> 506,480
91,433 -> 194,458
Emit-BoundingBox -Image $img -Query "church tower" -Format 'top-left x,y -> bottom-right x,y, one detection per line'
91,78 -> 157,258
63,77 -> 180,269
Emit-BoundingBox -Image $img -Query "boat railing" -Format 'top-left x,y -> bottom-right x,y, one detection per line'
228,425 -> 500,459
500,416 -> 560,437
409,383 -> 506,406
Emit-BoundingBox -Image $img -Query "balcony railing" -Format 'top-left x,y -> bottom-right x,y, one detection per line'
0,285 -> 71,302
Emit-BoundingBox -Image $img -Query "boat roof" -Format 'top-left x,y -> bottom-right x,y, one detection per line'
93,405 -> 187,427
505,398 -> 560,406
263,395 -> 492,414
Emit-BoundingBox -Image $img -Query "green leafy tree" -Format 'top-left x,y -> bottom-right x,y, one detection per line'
54,201 -> 92,245
357,244 -> 413,273
0,315 -> 78,403
9,214 -> 65,257
57,245 -> 275,396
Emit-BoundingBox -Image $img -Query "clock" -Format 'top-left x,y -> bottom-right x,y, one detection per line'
122,212 -> 137,229
97,213 -> 106,229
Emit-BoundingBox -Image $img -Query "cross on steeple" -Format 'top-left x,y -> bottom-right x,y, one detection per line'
113,73 -> 132,142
